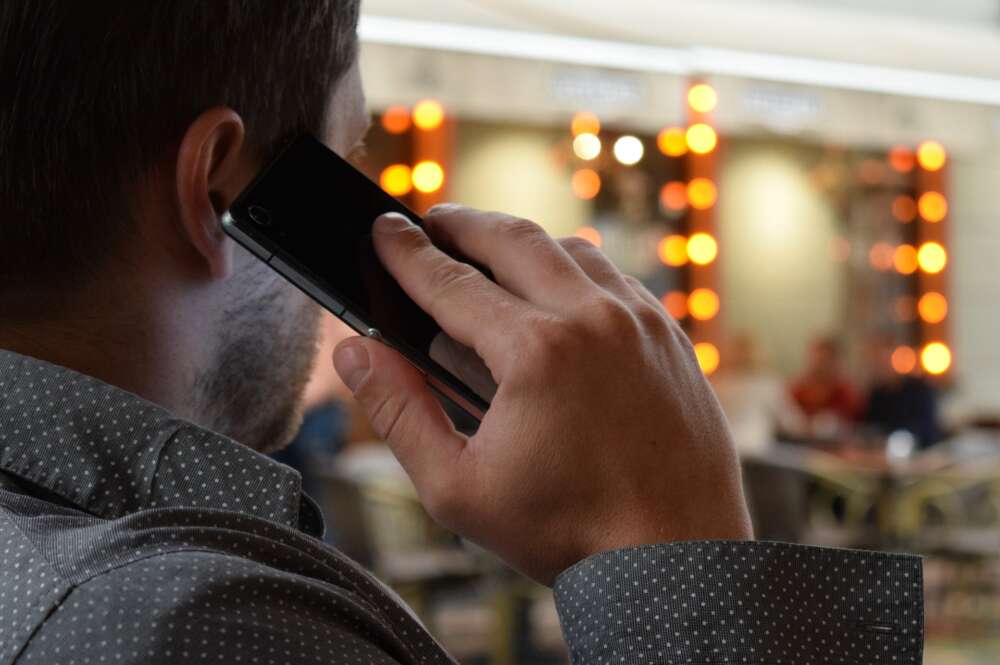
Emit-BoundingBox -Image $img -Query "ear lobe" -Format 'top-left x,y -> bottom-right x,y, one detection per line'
175,107 -> 248,281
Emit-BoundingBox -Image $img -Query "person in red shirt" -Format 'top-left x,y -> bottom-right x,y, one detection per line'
790,336 -> 860,438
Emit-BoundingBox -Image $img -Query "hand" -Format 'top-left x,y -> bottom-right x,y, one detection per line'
333,206 -> 752,585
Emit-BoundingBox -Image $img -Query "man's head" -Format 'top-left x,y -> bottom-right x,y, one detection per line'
805,336 -> 843,380
0,1 -> 368,452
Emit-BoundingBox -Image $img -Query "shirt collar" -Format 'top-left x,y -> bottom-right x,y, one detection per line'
0,349 -> 324,537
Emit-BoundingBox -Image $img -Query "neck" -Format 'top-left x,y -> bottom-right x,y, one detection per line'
0,294 -> 203,422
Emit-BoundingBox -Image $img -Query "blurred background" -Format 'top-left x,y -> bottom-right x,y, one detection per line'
284,1 -> 1000,663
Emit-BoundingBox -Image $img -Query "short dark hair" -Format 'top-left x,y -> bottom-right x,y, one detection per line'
0,1 -> 360,303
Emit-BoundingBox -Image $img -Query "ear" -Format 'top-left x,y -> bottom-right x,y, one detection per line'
175,107 -> 248,281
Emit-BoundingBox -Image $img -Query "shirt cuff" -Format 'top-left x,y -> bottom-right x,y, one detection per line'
553,541 -> 923,665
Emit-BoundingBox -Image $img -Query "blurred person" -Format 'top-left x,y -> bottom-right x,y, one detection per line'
0,4 -> 923,665
790,335 -> 861,438
712,333 -> 806,455
862,334 -> 941,449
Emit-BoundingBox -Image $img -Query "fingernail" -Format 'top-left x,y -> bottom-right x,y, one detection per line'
333,342 -> 370,392
428,203 -> 460,215
375,212 -> 415,234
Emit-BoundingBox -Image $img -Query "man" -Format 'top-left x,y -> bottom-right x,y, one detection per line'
0,3 -> 923,664
862,334 -> 941,449
790,336 -> 861,439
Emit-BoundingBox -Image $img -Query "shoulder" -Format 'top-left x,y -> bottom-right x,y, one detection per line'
18,550 -> 403,665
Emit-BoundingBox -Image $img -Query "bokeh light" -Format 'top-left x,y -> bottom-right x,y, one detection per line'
573,133 -> 602,161
921,342 -> 952,375
381,106 -> 411,135
658,235 -> 689,267
614,136 -> 645,166
574,225 -> 603,248
380,164 -> 413,197
687,178 -> 718,210
888,146 -> 915,173
829,237 -> 851,263
869,243 -> 894,272
688,289 -> 720,321
688,83 -> 718,113
412,99 -> 445,131
659,182 -> 688,212
917,242 -> 947,274
918,292 -> 949,324
917,140 -> 947,172
661,291 -> 688,320
893,244 -> 918,275
571,112 -> 601,137
892,195 -> 917,223
657,127 -> 688,157
571,169 -> 602,200
694,342 -> 721,376
686,124 -> 718,155
412,161 -> 445,193
687,233 -> 719,266
918,191 -> 948,223
892,346 -> 917,375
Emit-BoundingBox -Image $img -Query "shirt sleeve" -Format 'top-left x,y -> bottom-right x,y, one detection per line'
552,541 -> 923,665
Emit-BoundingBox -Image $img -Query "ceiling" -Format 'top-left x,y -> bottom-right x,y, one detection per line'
362,0 -> 1000,79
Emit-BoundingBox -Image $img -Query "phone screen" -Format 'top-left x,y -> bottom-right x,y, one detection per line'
225,135 -> 492,421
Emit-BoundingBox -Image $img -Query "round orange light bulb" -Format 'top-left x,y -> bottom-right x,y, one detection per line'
918,191 -> 948,223
688,289 -> 720,321
571,169 -> 602,200
687,233 -> 718,266
657,127 -> 688,157
694,342 -> 721,376
658,235 -> 689,267
921,342 -> 952,375
571,112 -> 601,137
688,84 -> 718,114
574,225 -> 603,248
687,178 -> 718,210
381,106 -> 412,135
893,244 -> 918,275
380,164 -> 413,196
917,242 -> 947,274
661,291 -> 689,320
412,100 -> 445,131
412,161 -> 445,193
917,140 -> 947,172
918,292 -> 948,324
686,124 -> 718,155
891,346 -> 917,375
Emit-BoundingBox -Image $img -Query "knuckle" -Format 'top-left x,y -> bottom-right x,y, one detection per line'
634,301 -> 670,335
425,259 -> 480,298
560,236 -> 598,256
501,217 -> 548,244
362,389 -> 408,443
587,295 -> 639,335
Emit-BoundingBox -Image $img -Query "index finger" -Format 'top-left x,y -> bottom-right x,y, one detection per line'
373,212 -> 530,378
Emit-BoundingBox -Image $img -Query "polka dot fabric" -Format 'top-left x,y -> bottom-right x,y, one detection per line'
1,349 -> 925,664
554,541 -> 924,664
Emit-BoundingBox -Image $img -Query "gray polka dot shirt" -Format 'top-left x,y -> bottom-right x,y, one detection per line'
0,349 -> 924,664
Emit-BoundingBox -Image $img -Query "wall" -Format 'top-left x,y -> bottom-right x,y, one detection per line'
718,140 -> 843,376
449,122 -> 588,239
950,146 -> 1000,415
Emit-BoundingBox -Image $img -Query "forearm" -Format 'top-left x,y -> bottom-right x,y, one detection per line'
554,541 -> 923,665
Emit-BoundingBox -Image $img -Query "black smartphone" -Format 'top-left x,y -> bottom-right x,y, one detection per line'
221,134 -> 494,424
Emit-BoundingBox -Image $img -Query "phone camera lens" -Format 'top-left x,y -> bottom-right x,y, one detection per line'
247,205 -> 272,227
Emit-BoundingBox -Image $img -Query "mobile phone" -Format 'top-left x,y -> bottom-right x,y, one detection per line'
221,134 -> 494,424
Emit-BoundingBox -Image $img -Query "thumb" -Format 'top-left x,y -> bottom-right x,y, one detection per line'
333,337 -> 466,492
